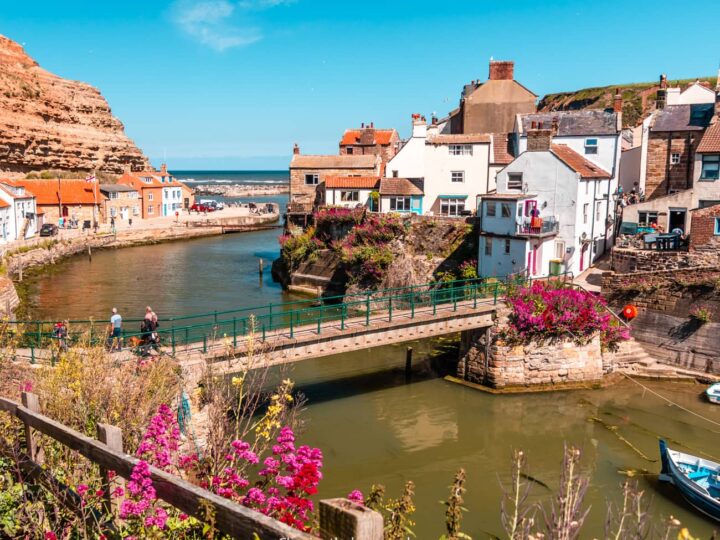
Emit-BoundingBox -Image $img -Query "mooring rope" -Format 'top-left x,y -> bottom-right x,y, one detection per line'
621,373 -> 720,428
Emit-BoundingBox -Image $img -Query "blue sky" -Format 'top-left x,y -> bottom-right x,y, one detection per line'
2,0 -> 719,170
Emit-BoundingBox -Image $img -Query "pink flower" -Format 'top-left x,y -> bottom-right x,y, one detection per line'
44,532 -> 57,540
76,484 -> 89,497
347,490 -> 364,504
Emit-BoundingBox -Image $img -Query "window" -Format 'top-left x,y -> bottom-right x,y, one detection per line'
441,198 -> 465,216
389,197 -> 411,211
484,237 -> 492,256
504,239 -> 511,254
346,147 -> 354,155
392,170 -> 398,178
699,200 -> 720,209
147,205 -> 154,214
715,218 -> 720,236
128,192 -> 138,199
596,202 -> 602,222
340,191 -> 359,202
501,203 -> 511,218
508,173 -> 523,190
305,173 -> 319,185
109,192 -> 119,200
449,144 -> 472,156
701,155 -> 720,180
583,203 -> 589,224
148,192 -> 154,201
142,177 -> 153,184
585,181 -> 589,195
133,206 -> 139,215
554,241 -> 566,259
451,171 -> 465,183
638,211 -> 658,225
584,138 -> 598,155
486,202 -> 496,217
670,153 -> 681,165
110,207 -> 117,217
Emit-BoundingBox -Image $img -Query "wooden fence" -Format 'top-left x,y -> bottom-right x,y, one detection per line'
0,392 -> 383,540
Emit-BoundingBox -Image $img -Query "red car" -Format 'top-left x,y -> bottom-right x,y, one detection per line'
190,203 -> 216,213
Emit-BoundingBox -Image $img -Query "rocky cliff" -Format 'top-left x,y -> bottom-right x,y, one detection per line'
0,34 -> 150,175
539,76 -> 715,127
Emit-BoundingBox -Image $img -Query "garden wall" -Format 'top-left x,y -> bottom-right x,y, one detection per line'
611,247 -> 720,275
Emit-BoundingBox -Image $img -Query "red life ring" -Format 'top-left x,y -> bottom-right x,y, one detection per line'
623,304 -> 638,320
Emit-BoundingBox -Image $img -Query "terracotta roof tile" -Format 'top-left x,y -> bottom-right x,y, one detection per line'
340,129 -> 397,146
325,176 -> 380,189
5,179 -> 100,205
290,154 -> 378,169
697,121 -> 720,153
0,199 -> 10,208
550,144 -> 611,179
426,134 -> 491,145
379,178 -> 423,196
491,133 -> 514,164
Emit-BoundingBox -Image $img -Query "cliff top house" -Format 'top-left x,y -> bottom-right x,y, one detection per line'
445,60 -> 537,135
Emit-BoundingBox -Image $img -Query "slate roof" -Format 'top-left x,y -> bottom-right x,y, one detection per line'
290,154 -> 377,169
550,144 -> 611,179
340,129 -> 396,146
651,104 -> 714,132
324,176 -> 379,189
379,178 -> 424,196
491,133 -> 514,164
696,120 -> 720,152
426,134 -> 491,145
99,183 -> 137,193
520,110 -> 619,136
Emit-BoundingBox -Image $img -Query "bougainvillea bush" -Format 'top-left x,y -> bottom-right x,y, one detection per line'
503,281 -> 629,350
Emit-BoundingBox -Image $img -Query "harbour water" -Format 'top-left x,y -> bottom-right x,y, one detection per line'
21,186 -> 719,537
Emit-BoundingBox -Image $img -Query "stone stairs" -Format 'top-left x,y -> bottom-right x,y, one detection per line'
612,337 -> 681,378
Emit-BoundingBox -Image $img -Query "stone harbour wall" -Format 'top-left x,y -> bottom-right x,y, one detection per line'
611,247 -> 720,275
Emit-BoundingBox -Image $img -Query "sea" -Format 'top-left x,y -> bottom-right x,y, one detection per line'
171,170 -> 289,186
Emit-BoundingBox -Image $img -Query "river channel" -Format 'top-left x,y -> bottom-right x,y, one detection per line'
21,201 -> 719,537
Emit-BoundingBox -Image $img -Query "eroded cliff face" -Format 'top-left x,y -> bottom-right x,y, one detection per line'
0,34 -> 150,175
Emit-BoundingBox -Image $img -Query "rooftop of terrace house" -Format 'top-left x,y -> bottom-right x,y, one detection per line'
289,144 -> 379,169
339,124 -> 398,146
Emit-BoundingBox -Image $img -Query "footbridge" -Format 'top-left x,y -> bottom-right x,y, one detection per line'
9,278 -> 505,375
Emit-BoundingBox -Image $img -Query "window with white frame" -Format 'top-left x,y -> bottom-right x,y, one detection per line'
504,239 -> 511,254
451,171 -> 465,183
486,202 -> 496,217
485,237 -> 492,256
147,205 -> 154,214
142,177 -> 153,184
389,197 -> 411,211
554,240 -> 566,259
670,153 -> 681,165
441,198 -> 465,216
584,138 -> 598,155
449,144 -> 472,156
133,206 -> 139,215
110,207 -> 117,217
507,173 -> 523,190
701,155 -> 720,180
501,203 -> 511,218
596,202 -> 602,222
583,203 -> 589,224
340,191 -> 359,202
638,211 -> 658,225
305,173 -> 319,185
148,192 -> 154,201
109,192 -> 119,200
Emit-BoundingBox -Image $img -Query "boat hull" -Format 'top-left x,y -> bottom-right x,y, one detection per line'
659,440 -> 720,522
706,383 -> 720,404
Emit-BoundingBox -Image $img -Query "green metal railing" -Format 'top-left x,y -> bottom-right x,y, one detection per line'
6,272 -> 574,360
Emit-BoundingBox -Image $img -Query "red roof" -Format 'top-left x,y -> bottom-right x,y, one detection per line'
550,144 -> 610,179
5,179 -> 100,205
0,199 -> 10,209
118,171 -> 186,190
325,176 -> 380,189
379,178 -> 423,196
340,129 -> 397,146
697,121 -> 720,153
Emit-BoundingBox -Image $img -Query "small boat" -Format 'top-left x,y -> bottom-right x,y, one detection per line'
659,440 -> 720,522
706,383 -> 720,404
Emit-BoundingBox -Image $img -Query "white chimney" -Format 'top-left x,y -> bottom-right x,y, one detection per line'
411,114 -> 427,138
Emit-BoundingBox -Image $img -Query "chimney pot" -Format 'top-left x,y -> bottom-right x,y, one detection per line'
660,74 -> 668,89
613,89 -> 623,113
361,122 -> 364,128
293,143 -> 300,155
489,60 -> 515,81
531,120 -> 537,129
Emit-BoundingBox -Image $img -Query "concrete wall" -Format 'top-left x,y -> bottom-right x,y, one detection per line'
478,235 -> 527,278
619,146 -> 642,193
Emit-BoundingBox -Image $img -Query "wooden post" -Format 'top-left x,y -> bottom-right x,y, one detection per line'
97,423 -> 124,519
405,346 -> 413,380
18,260 -> 23,282
319,498 -> 383,540
21,391 -> 42,464
258,258 -> 264,275
87,244 -> 92,261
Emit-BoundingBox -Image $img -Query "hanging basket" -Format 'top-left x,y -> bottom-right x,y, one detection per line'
622,304 -> 638,320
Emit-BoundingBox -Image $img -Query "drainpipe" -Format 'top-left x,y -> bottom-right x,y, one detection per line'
589,179 -> 597,267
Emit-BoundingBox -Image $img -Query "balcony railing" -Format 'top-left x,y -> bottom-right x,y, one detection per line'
286,202 -> 314,214
516,219 -> 559,237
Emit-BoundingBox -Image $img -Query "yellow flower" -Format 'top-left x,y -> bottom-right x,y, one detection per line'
231,376 -> 244,387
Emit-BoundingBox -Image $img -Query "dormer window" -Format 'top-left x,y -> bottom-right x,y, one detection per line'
584,138 -> 598,155
142,177 -> 153,184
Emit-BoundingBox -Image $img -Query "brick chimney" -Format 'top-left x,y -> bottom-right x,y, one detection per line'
293,143 -> 300,155
526,121 -> 553,151
657,74 -> 668,110
489,60 -> 514,81
613,88 -> 623,113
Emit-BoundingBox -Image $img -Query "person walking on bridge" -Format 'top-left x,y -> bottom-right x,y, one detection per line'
109,307 -> 122,352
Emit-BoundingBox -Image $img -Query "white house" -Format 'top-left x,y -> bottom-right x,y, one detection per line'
377,178 -> 424,214
666,80 -> 716,106
323,176 -> 379,209
0,182 -> 37,241
161,184 -> 183,216
386,115 -> 503,216
479,130 -> 614,279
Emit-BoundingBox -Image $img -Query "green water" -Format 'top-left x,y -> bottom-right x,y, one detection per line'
22,232 -> 720,538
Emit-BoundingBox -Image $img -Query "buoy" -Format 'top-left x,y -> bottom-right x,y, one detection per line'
623,304 -> 638,320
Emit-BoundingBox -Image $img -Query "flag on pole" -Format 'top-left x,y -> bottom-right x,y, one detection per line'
85,174 -> 96,183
